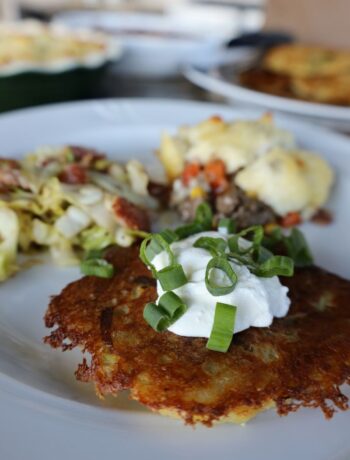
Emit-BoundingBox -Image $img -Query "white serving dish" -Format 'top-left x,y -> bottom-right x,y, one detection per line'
0,98 -> 349,460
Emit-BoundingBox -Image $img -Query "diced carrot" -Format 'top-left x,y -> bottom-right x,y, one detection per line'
181,162 -> 201,185
210,115 -> 223,123
281,212 -> 302,227
204,159 -> 227,190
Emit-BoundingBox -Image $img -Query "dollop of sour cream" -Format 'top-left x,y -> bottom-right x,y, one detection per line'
152,231 -> 290,338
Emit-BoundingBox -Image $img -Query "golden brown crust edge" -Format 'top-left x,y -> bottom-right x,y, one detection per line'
44,246 -> 350,426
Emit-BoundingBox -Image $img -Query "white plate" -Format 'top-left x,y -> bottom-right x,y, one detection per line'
184,49 -> 350,131
0,99 -> 349,460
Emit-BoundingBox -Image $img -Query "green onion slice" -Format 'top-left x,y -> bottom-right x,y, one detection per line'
237,225 -> 264,252
284,228 -> 314,267
80,258 -> 114,278
255,245 -> 274,264
228,235 -> 239,253
195,202 -> 213,230
140,234 -> 175,271
143,303 -> 170,332
158,291 -> 187,321
157,264 -> 188,291
145,229 -> 178,261
143,292 -> 187,332
263,227 -> 313,267
254,255 -> 294,277
206,302 -> 237,352
193,236 -> 227,256
175,202 -> 213,239
218,217 -> 236,234
84,249 -> 104,260
174,222 -> 204,240
205,256 -> 237,296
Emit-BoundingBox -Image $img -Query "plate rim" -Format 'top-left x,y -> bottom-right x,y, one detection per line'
0,98 -> 349,446
184,56 -> 350,121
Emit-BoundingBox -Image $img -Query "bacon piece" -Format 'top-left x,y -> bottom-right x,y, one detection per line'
0,159 -> 27,192
68,146 -> 105,168
112,196 -> 150,231
58,164 -> 88,185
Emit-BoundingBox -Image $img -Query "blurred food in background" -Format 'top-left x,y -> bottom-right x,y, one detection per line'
53,5 -> 263,78
240,44 -> 350,106
0,20 -> 121,112
53,11 -> 226,78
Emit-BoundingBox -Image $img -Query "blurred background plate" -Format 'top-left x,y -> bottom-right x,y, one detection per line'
53,7 -> 263,78
184,48 -> 350,132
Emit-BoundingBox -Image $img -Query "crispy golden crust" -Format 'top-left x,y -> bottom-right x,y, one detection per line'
240,68 -> 350,106
291,74 -> 350,105
263,44 -> 350,79
44,246 -> 350,426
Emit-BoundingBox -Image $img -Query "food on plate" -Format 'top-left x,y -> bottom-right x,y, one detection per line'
0,20 -> 118,75
240,44 -> 350,105
263,44 -> 350,79
0,146 -> 156,281
45,205 -> 350,426
158,115 -> 334,227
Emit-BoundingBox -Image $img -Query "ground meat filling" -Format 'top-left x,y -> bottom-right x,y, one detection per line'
175,178 -> 277,230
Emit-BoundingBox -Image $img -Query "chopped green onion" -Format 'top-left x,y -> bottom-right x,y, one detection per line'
127,229 -> 151,239
218,217 -> 236,234
228,235 -> 239,253
158,291 -> 187,321
195,202 -> 213,230
205,256 -> 237,296
174,222 -> 204,239
254,245 -> 274,264
144,230 -> 178,261
263,227 -> 313,267
284,228 -> 314,267
254,255 -> 294,277
84,249 -> 104,260
206,302 -> 237,352
157,264 -> 188,291
174,202 -> 213,240
143,303 -> 170,332
140,234 -> 175,272
139,236 -> 157,273
80,258 -> 114,278
193,236 -> 227,256
143,291 -> 187,332
237,225 -> 264,251
227,226 -> 264,257
160,229 -> 179,243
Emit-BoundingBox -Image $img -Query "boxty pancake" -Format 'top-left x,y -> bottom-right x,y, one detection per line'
44,245 -> 350,426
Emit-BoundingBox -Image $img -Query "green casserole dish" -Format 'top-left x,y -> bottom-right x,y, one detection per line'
0,20 -> 122,112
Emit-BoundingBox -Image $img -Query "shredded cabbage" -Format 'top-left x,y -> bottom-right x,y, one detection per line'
0,207 -> 19,281
0,145 -> 155,282
80,226 -> 114,251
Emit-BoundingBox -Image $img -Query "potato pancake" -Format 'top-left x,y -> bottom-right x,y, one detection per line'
263,44 -> 350,79
44,245 -> 350,426
240,44 -> 350,106
240,67 -> 350,106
